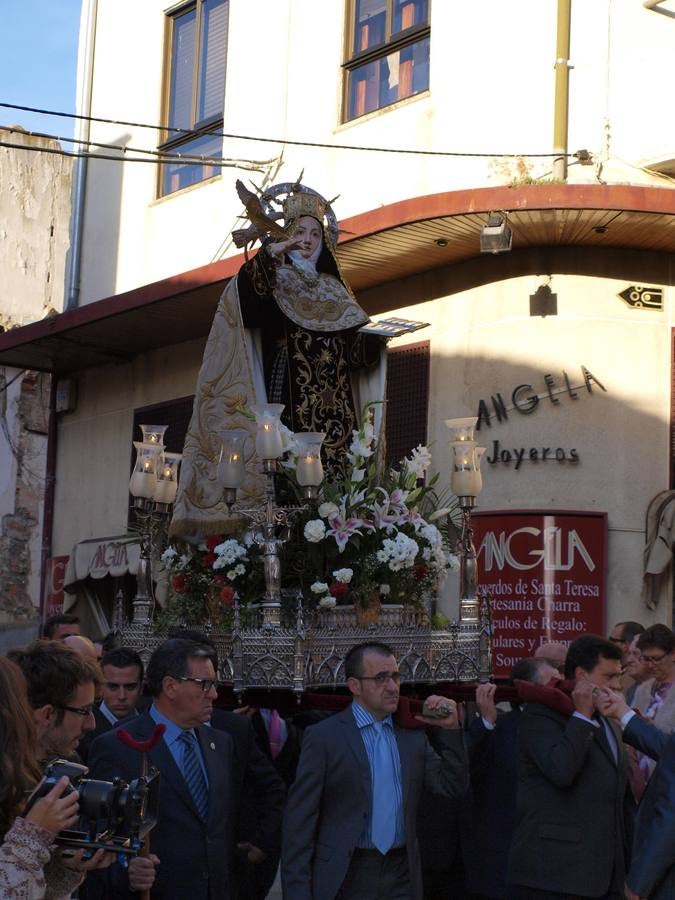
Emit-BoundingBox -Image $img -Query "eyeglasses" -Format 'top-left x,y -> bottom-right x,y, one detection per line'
58,704 -> 95,718
173,676 -> 221,692
356,671 -> 401,685
641,652 -> 668,665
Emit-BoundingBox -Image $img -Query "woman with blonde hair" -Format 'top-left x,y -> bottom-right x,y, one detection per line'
0,655 -> 85,899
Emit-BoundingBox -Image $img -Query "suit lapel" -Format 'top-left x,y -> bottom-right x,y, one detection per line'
394,725 -> 411,813
142,720 -> 203,821
339,707 -> 371,799
198,725 -> 228,825
595,715 -> 619,767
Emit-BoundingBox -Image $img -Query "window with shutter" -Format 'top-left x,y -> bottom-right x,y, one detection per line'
159,0 -> 229,196
385,340 -> 430,466
343,0 -> 430,122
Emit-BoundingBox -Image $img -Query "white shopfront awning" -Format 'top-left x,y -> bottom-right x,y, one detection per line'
63,534 -> 140,605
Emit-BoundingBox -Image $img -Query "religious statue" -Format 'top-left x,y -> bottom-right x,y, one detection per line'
170,178 -> 385,539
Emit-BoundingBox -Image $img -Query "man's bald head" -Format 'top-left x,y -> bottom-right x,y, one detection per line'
63,634 -> 99,661
533,641 -> 568,673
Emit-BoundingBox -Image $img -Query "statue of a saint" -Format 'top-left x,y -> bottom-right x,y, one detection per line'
170,179 -> 385,539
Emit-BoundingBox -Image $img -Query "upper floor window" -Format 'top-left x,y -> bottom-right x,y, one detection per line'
159,0 -> 229,197
344,0 -> 430,122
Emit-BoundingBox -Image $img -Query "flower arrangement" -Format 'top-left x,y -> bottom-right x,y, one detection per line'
158,535 -> 259,628
288,405 -> 458,615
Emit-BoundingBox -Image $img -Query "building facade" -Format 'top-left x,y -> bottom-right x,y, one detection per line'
1,0 -> 674,646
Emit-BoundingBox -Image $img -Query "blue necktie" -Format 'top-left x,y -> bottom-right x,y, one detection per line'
371,721 -> 397,854
179,730 -> 208,820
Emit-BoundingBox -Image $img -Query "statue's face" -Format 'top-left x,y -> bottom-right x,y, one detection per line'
294,216 -> 322,259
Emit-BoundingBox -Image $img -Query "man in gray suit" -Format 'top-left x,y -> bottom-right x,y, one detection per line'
281,640 -> 468,900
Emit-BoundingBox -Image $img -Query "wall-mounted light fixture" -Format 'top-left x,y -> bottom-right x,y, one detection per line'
480,212 -> 512,254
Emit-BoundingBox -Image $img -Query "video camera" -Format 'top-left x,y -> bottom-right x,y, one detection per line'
27,759 -> 160,856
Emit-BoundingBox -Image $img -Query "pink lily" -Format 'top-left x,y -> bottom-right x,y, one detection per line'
326,511 -> 366,552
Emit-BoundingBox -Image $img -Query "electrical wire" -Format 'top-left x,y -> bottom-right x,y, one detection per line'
0,100 -> 576,160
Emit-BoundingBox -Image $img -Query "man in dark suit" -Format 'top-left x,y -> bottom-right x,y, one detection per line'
464,657 -> 561,900
88,638 -> 237,899
508,635 -> 633,900
597,687 -> 675,899
78,647 -> 144,763
281,640 -> 468,900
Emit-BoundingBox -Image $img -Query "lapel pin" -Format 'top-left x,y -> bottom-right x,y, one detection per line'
209,742 -> 216,750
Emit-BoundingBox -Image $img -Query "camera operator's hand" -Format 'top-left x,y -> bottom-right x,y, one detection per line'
129,854 -> 160,891
58,847 -> 115,872
25,775 -> 79,836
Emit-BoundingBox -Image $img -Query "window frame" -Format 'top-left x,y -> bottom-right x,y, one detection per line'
158,0 -> 229,197
342,0 -> 431,123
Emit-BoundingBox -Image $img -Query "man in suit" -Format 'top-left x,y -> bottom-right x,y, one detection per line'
463,657 -> 560,900
508,634 -> 633,899
597,687 -> 675,899
281,640 -> 468,900
78,647 -> 144,763
88,638 -> 237,899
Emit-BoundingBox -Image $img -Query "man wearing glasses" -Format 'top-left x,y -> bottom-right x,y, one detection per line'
282,640 -> 468,900
88,638 -> 237,899
9,639 -> 100,763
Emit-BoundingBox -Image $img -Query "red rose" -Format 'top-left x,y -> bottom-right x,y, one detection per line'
220,585 -> 235,605
414,563 -> 428,581
329,581 -> 349,600
205,535 -> 223,551
202,552 -> 217,568
171,574 -> 187,593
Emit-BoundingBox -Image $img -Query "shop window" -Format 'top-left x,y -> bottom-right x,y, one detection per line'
385,340 -> 430,465
159,0 -> 229,196
344,0 -> 430,122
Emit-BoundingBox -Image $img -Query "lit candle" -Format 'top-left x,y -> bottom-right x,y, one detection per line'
153,477 -> 177,504
252,405 -> 285,459
296,454 -> 323,486
219,452 -> 245,489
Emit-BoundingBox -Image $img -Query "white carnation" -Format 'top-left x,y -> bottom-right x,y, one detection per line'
304,519 -> 326,542
319,595 -> 337,609
311,581 -> 329,594
318,502 -> 339,520
332,568 -> 353,584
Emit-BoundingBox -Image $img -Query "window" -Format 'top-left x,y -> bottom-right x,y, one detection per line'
385,340 -> 430,465
159,0 -> 229,196
344,0 -> 430,122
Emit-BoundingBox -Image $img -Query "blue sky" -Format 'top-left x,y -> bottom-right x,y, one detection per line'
1,0 -> 82,140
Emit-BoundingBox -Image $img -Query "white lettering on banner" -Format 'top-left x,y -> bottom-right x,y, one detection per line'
478,527 -> 596,573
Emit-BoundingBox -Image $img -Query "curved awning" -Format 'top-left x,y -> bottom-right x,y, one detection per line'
0,183 -> 674,374
63,534 -> 140,596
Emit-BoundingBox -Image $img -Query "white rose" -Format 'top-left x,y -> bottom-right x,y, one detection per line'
304,519 -> 326,542
319,596 -> 337,609
332,568 -> 353,584
318,502 -> 339,520
311,581 -> 329,594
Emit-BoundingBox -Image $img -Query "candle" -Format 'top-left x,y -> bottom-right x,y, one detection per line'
153,477 -> 177,504
451,468 -> 476,497
129,469 -> 157,499
296,455 -> 323,486
219,454 -> 245,489
256,421 -> 283,459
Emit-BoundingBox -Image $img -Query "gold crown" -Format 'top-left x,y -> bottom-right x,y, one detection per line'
282,188 -> 328,226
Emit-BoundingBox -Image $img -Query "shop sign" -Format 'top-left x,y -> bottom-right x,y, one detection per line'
472,511 -> 607,678
42,555 -> 69,616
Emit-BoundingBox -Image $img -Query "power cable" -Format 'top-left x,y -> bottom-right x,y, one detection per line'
0,100 -> 576,159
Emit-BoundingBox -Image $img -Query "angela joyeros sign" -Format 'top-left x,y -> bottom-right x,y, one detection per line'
471,511 -> 607,678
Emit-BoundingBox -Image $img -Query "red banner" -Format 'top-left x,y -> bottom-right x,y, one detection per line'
42,555 -> 69,617
472,511 -> 607,678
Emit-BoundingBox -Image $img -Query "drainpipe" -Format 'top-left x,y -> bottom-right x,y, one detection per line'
552,0 -> 572,182
66,0 -> 98,310
39,375 -> 58,621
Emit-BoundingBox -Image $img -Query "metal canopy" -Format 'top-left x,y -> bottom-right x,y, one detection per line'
1,183 -> 674,376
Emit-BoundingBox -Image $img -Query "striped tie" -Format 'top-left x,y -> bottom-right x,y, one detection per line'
179,730 -> 208,820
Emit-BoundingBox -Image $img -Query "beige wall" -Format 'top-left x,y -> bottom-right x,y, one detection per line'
76,0 -> 675,304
